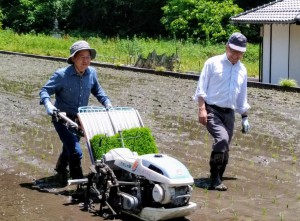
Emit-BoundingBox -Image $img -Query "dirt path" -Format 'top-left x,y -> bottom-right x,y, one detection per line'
0,54 -> 300,221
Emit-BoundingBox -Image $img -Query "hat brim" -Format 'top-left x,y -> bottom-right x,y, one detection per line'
228,43 -> 246,52
67,48 -> 97,64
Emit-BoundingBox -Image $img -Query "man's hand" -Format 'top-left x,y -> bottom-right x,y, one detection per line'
241,117 -> 250,133
198,108 -> 207,125
44,100 -> 57,116
105,103 -> 113,110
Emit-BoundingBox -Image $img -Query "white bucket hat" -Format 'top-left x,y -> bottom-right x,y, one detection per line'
67,40 -> 97,64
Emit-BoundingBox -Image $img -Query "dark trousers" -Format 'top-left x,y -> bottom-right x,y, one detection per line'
53,121 -> 83,179
206,104 -> 235,152
205,104 -> 234,186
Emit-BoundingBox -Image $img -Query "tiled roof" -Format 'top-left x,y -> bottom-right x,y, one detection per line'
231,0 -> 300,24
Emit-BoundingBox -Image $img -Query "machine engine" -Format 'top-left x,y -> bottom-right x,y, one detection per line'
86,148 -> 196,220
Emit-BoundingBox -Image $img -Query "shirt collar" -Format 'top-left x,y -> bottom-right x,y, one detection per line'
223,53 -> 241,65
67,65 -> 89,76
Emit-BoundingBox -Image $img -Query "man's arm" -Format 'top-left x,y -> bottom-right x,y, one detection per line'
198,97 -> 207,126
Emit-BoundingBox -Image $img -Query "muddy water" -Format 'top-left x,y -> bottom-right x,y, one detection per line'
1,54 -> 300,221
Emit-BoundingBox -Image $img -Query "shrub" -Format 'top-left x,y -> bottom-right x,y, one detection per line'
90,127 -> 159,160
161,0 -> 243,43
279,79 -> 298,88
155,66 -> 167,72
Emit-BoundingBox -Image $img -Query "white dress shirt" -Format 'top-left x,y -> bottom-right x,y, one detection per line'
193,53 -> 250,114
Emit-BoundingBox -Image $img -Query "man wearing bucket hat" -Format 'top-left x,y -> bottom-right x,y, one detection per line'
193,32 -> 250,191
39,40 -> 112,186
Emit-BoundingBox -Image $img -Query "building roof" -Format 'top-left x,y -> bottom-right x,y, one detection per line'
231,0 -> 300,24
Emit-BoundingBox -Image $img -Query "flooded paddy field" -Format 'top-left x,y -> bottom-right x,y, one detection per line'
0,53 -> 300,221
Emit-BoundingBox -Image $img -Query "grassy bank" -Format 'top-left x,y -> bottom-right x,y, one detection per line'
0,30 -> 259,77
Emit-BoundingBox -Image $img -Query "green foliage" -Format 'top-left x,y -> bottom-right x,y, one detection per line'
0,8 -> 3,30
0,0 -> 263,43
279,79 -> 298,88
161,0 -> 244,43
0,30 -> 260,76
0,0 -> 72,34
90,127 -> 159,160
155,66 -> 167,72
66,0 -> 167,37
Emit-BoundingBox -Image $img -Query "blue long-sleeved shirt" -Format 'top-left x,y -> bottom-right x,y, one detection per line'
39,65 -> 111,115
193,53 -> 250,114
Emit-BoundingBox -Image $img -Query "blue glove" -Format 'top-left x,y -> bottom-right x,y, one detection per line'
105,103 -> 113,111
241,117 -> 250,133
44,100 -> 57,116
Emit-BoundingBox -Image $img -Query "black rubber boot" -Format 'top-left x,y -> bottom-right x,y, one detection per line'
209,151 -> 227,191
69,159 -> 85,202
69,159 -> 84,180
55,171 -> 69,187
70,166 -> 83,179
54,154 -> 69,187
219,151 -> 229,181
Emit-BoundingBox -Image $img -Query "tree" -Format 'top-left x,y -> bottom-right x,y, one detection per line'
0,0 -> 268,41
161,0 -> 243,42
66,0 -> 167,37
0,8 -> 3,29
0,0 -> 73,33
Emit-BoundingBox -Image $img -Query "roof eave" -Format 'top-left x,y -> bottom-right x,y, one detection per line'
231,20 -> 296,25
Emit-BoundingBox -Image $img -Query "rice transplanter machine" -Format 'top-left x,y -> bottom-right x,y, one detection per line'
58,106 -> 197,221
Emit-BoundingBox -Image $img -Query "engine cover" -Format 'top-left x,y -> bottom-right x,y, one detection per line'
113,152 -> 194,186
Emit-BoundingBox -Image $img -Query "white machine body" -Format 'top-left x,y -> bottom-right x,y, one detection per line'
101,148 -> 196,220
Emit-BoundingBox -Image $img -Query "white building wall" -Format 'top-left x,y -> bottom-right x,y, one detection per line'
262,25 -> 271,83
271,24 -> 289,84
289,24 -> 300,84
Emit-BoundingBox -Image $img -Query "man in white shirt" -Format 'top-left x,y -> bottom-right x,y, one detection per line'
194,32 -> 250,191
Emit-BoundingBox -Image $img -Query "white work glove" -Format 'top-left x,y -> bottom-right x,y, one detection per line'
105,103 -> 113,110
44,100 -> 57,116
241,117 -> 250,134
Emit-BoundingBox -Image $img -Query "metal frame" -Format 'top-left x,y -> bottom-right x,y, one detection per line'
77,106 -> 144,164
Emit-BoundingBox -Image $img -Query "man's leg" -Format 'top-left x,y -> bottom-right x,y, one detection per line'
54,150 -> 69,186
209,151 -> 225,189
206,108 -> 233,190
219,111 -> 234,181
69,156 -> 83,179
219,150 -> 229,181
53,121 -> 83,181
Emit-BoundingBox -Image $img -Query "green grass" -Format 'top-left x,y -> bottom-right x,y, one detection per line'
0,29 -> 259,77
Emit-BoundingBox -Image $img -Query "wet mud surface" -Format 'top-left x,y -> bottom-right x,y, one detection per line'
0,54 -> 300,221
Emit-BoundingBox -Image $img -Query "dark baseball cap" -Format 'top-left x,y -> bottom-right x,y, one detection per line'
227,32 -> 247,52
